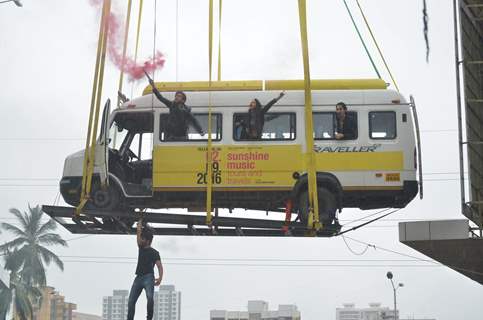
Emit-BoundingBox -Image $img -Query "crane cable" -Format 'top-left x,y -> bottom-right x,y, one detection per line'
152,0 -> 158,111
354,0 -> 400,92
217,0 -> 222,81
341,0 -> 381,79
297,0 -> 320,234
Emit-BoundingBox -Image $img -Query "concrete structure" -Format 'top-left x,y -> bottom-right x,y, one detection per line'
154,285 -> 181,320
33,286 -> 77,320
102,290 -> 129,320
399,219 -> 483,284
210,300 -> 300,320
102,286 -> 181,320
72,312 -> 102,320
336,303 -> 397,320
399,2 -> 483,284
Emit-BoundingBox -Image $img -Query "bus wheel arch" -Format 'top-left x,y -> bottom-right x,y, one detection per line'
292,172 -> 343,225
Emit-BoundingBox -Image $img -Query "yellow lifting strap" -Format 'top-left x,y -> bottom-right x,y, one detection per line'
205,0 -> 215,225
117,0 -> 133,107
134,0 -> 144,65
205,0 -> 223,225
77,0 -> 112,216
298,0 -> 321,233
354,0 -> 399,92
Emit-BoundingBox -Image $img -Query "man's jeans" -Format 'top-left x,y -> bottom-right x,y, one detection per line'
127,273 -> 155,320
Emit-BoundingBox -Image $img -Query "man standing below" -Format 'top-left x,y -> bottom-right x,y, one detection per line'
335,102 -> 357,140
127,217 -> 163,320
145,72 -> 204,140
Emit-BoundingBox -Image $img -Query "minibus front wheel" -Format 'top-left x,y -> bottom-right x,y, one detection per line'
297,187 -> 337,227
88,181 -> 122,211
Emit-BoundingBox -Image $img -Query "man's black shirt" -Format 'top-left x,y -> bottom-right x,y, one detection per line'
135,246 -> 161,276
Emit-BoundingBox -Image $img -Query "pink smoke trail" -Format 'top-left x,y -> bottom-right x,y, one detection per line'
89,0 -> 166,82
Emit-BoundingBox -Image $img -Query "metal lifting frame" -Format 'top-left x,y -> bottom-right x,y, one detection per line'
43,205 -> 341,237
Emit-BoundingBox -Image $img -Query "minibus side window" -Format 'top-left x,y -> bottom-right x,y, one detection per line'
159,113 -> 222,142
233,113 -> 296,141
313,112 -> 358,140
369,111 -> 397,139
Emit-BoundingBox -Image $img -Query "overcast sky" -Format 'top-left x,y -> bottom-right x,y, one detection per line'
0,0 -> 482,319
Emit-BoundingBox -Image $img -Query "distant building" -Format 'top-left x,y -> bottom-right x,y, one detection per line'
72,312 -> 102,320
33,286 -> 77,320
210,300 -> 301,320
336,303 -> 397,320
102,285 -> 181,320
102,290 -> 129,320
153,285 -> 181,320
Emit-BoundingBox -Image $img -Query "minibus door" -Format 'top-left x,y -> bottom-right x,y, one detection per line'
95,99 -> 111,188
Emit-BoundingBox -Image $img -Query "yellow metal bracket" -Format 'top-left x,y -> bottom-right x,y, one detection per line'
76,0 -> 112,216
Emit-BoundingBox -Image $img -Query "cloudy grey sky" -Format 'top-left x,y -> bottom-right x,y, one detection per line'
0,0 -> 482,319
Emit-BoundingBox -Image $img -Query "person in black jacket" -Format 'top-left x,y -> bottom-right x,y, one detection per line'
241,92 -> 285,139
335,102 -> 356,140
146,76 -> 204,140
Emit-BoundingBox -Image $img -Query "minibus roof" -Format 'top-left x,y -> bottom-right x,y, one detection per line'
142,79 -> 388,96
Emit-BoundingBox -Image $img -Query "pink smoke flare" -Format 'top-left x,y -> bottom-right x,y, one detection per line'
89,1 -> 166,82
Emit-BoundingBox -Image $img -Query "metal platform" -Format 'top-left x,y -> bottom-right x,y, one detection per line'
42,205 -> 340,237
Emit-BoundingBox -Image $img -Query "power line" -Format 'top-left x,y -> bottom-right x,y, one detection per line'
0,171 -> 467,181
0,128 -> 459,142
342,235 -> 483,276
0,138 -> 84,142
59,260 -> 441,268
55,255 -> 437,263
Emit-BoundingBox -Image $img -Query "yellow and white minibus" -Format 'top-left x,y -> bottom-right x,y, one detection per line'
59,79 -> 421,226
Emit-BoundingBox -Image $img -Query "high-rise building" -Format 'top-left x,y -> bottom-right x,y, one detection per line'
154,285 -> 181,320
210,300 -> 301,320
336,303 -> 397,320
102,285 -> 181,320
32,286 -> 77,320
72,312 -> 102,320
102,290 -> 129,320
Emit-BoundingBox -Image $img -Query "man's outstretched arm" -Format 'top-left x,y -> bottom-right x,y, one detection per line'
136,217 -> 143,247
155,260 -> 163,286
145,71 -> 172,108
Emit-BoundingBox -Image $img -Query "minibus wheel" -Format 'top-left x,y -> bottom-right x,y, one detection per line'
297,187 -> 337,226
88,182 -> 121,211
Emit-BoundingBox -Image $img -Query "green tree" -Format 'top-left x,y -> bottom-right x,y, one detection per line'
0,249 -> 43,320
0,205 -> 67,286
